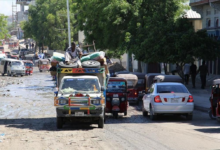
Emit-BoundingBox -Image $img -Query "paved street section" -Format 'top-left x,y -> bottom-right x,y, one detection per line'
0,67 -> 219,150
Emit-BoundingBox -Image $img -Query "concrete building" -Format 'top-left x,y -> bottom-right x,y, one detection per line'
190,0 -> 220,75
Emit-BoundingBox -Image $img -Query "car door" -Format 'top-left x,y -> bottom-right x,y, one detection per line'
143,84 -> 155,111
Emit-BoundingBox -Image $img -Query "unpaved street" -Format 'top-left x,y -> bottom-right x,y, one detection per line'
0,68 -> 220,150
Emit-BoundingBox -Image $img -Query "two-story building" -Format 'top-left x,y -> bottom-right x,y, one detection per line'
190,0 -> 220,75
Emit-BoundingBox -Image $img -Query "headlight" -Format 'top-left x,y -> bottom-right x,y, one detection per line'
106,97 -> 111,101
58,97 -> 68,105
92,100 -> 100,104
60,100 -> 68,105
121,98 -> 125,101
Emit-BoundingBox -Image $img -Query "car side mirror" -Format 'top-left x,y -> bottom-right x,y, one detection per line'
101,86 -> 105,91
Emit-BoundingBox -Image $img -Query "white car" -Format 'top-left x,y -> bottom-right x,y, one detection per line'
142,82 -> 194,120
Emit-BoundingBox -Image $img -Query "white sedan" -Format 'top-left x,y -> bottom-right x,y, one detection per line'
142,82 -> 194,120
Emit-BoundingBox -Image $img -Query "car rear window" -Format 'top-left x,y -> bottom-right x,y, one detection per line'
157,85 -> 188,93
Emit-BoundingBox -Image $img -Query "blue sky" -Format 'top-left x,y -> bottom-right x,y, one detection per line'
0,0 -> 29,16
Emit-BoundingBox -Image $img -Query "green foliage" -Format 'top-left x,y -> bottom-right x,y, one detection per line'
0,14 -> 9,39
21,0 -> 77,50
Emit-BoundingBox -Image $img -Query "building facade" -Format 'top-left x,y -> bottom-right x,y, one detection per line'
190,0 -> 220,75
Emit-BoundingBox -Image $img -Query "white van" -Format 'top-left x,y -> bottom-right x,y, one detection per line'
0,58 -> 25,76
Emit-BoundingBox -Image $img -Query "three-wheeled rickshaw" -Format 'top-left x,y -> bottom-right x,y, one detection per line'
145,73 -> 163,92
38,59 -> 50,72
116,74 -> 138,104
153,75 -> 183,84
130,72 -> 146,101
22,60 -> 34,75
209,79 -> 220,121
106,77 -> 128,118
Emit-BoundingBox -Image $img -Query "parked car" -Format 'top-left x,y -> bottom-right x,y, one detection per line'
142,82 -> 194,120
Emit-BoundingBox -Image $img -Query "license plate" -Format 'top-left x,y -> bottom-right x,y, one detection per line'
75,112 -> 84,116
171,98 -> 178,103
113,94 -> 118,97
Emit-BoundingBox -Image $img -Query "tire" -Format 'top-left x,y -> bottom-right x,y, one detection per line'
124,111 -> 127,116
40,70 -> 42,72
208,109 -> 216,120
82,60 -> 100,68
113,112 -> 118,119
21,75 -> 23,77
142,106 -> 148,117
186,114 -> 193,120
58,62 -> 78,68
2,73 -> 4,76
150,106 -> 156,120
98,117 -> 104,128
57,117 -> 63,129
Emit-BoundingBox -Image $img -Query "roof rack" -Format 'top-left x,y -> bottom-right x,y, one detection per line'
57,68 -> 104,74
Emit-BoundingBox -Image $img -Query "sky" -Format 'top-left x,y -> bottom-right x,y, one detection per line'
0,0 -> 29,16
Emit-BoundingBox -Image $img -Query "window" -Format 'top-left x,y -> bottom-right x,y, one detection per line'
206,18 -> 211,28
149,84 -> 154,93
206,10 -> 211,16
156,85 -> 189,93
107,81 -> 126,93
215,18 -> 219,27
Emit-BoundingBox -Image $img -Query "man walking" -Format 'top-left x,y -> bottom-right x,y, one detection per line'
190,62 -> 197,88
197,61 -> 209,89
183,63 -> 190,85
65,42 -> 82,67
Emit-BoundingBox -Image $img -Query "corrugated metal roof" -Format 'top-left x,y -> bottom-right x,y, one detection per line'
186,9 -> 201,19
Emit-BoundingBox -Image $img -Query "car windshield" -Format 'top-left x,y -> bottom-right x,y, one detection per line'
107,81 -> 126,93
12,61 -> 22,66
60,78 -> 100,94
157,85 -> 189,93
127,80 -> 136,88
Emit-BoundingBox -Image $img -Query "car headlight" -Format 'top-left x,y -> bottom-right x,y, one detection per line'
92,100 -> 100,104
121,97 -> 125,101
58,97 -> 68,105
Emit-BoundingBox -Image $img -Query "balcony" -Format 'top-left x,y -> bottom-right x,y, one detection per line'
16,0 -> 32,5
190,0 -> 209,6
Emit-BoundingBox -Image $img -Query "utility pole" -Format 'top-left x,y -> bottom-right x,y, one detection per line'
12,2 -> 17,30
66,0 -> 71,47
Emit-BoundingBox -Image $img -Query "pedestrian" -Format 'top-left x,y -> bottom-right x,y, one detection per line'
190,62 -> 197,88
197,61 -> 209,89
65,42 -> 83,67
171,63 -> 181,75
32,43 -> 34,50
183,63 -> 190,85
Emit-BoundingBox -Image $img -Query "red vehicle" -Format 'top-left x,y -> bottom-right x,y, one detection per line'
209,79 -> 220,121
22,60 -> 34,75
116,74 -> 138,104
130,72 -> 146,101
106,77 -> 128,118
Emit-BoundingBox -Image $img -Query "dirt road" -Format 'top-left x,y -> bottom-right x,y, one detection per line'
0,68 -> 220,150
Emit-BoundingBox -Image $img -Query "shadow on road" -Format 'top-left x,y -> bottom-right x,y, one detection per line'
0,118 -> 97,131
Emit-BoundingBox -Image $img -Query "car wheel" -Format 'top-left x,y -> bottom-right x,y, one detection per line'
21,75 -> 23,77
58,62 -> 78,68
98,117 -> 104,128
82,60 -> 100,68
57,117 -> 63,129
142,106 -> 148,117
150,106 -> 157,120
40,70 -> 42,72
2,73 -> 4,76
186,114 -> 193,120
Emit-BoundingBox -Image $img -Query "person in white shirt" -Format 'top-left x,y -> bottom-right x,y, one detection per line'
183,63 -> 190,85
65,42 -> 82,67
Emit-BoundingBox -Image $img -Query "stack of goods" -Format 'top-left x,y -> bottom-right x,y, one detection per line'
51,52 -> 65,62
81,51 -> 106,65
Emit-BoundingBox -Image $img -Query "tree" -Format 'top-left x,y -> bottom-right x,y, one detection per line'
21,0 -> 78,50
0,14 -> 9,39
